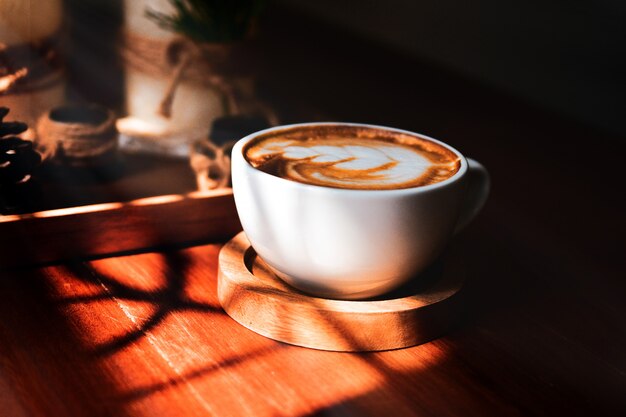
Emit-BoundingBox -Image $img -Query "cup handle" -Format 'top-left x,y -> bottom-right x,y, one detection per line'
454,158 -> 490,234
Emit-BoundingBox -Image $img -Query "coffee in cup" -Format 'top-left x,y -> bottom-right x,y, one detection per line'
232,123 -> 489,300
243,124 -> 460,190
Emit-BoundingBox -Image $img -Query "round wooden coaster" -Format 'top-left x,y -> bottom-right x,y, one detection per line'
217,232 -> 466,352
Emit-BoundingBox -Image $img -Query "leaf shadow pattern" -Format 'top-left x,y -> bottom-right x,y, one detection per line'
52,241 -> 460,413
59,250 -> 223,357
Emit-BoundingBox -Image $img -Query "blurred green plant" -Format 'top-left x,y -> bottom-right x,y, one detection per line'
146,0 -> 265,42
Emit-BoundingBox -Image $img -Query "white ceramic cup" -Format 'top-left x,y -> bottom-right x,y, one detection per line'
231,122 -> 490,300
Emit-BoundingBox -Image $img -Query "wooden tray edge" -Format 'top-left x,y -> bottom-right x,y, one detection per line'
0,189 -> 241,267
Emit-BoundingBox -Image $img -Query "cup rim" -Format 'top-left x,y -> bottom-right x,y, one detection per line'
233,122 -> 469,194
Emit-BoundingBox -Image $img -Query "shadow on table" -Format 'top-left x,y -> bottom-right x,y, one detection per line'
59,250 -> 223,357
32,201 -> 619,416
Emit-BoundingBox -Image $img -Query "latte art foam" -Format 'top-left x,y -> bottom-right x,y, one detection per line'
244,125 -> 461,190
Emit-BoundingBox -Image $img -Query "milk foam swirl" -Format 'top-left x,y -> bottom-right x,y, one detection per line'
244,126 -> 460,190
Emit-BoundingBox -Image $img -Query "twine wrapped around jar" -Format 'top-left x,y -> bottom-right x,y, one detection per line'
36,104 -> 118,166
119,30 -> 254,118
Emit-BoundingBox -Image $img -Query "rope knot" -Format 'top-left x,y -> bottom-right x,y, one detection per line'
120,31 -> 245,119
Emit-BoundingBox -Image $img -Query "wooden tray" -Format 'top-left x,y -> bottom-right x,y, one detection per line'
218,232 -> 466,352
0,152 -> 242,267
0,189 -> 241,267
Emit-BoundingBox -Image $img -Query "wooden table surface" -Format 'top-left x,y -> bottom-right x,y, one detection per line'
1,6 -> 625,417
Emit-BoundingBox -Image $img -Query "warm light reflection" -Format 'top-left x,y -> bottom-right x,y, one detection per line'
187,189 -> 232,199
0,67 -> 28,92
0,213 -> 27,222
116,116 -> 169,137
0,189 -> 235,222
129,195 -> 185,206
32,202 -> 125,218
89,252 -> 168,293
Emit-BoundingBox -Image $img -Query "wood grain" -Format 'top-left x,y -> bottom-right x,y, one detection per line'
218,232 -> 465,351
1,238 -> 624,417
0,244 -> 452,417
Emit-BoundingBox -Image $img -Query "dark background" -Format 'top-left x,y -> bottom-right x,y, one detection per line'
281,0 -> 626,138
66,0 -> 626,139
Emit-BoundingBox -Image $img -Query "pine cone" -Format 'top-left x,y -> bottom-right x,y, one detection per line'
0,107 -> 42,213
